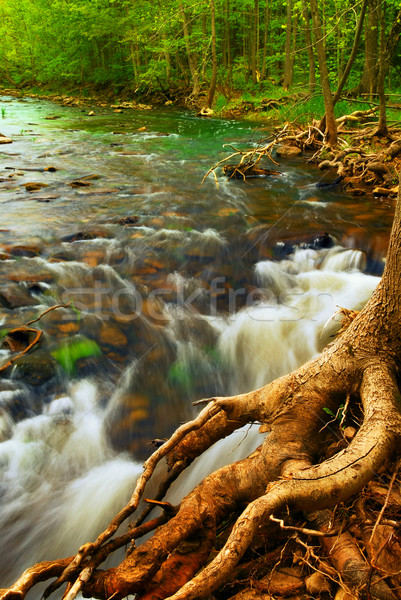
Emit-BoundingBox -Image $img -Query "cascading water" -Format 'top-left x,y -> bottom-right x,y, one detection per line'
0,96 -> 392,594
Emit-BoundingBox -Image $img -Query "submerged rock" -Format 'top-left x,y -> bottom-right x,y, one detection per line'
0,283 -> 37,308
24,182 -> 48,192
11,350 -> 59,387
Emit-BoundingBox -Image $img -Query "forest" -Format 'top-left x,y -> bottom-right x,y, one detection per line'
0,0 -> 400,113
2,2 -> 401,600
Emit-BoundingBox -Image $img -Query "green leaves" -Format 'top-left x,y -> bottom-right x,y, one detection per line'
51,336 -> 101,376
0,0 -> 399,101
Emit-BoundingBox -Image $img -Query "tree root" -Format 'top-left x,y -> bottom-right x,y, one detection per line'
203,117 -> 400,193
3,181 -> 401,600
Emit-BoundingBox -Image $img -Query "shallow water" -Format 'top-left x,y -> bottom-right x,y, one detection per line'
0,96 -> 393,593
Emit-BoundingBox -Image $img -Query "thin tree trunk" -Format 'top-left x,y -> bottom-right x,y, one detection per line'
332,0 -> 368,104
178,0 -> 200,97
309,0 -> 337,146
376,0 -> 388,136
260,0 -> 270,80
207,0 -> 217,108
301,0 -> 316,92
283,0 -> 293,89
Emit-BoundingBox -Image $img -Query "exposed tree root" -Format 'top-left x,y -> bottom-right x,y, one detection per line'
2,188 -> 401,600
0,301 -> 72,373
203,112 -> 400,196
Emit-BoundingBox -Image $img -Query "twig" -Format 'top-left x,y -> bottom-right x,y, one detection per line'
270,514 -> 338,537
0,302 -> 73,374
53,399 -> 223,600
26,301 -> 72,325
0,328 -> 43,373
369,457 -> 401,543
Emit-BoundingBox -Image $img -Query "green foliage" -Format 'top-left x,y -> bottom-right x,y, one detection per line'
51,336 -> 101,376
0,0 -> 399,108
0,328 -> 9,341
323,404 -> 345,427
168,360 -> 193,392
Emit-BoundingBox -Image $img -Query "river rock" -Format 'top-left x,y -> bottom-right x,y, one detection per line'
61,228 -> 111,242
11,350 -> 59,387
69,180 -> 92,188
0,283 -> 37,308
0,136 -> 13,144
79,174 -> 101,181
276,145 -> 302,158
35,195 -> 60,202
24,182 -> 47,192
8,244 -> 42,257
0,380 -> 41,425
118,215 -> 140,226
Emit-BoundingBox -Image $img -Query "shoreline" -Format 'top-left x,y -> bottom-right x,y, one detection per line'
1,84 -> 399,201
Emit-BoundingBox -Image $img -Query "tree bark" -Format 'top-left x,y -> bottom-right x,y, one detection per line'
301,0 -> 316,92
282,0 -> 293,89
178,0 -> 200,97
332,0 -> 368,104
207,0 -> 217,108
309,0 -> 337,146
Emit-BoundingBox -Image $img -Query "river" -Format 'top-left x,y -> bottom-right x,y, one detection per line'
0,95 -> 394,595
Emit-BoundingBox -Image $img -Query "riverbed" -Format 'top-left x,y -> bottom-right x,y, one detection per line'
0,95 -> 394,593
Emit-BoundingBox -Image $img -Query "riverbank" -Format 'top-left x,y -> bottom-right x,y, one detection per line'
1,84 -> 400,199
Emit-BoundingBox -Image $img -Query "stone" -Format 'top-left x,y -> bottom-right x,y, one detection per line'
118,215 -> 140,226
35,195 -> 59,202
0,137 -> 13,144
8,244 -> 42,257
305,572 -> 332,595
0,284 -> 37,308
79,174 -> 101,181
24,182 -> 48,192
69,180 -> 92,188
276,145 -> 302,158
198,107 -> 213,117
11,350 -> 59,387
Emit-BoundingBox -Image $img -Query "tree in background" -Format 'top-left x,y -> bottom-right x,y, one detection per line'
0,0 -> 399,108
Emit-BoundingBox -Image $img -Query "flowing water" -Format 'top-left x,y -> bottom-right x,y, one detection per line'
0,96 -> 394,594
